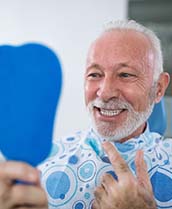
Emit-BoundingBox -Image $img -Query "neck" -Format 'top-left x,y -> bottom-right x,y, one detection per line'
93,122 -> 147,143
118,123 -> 147,143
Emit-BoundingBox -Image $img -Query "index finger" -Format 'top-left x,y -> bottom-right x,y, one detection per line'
0,161 -> 40,184
102,141 -> 133,180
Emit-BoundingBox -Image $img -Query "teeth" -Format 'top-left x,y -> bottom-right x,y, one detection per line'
100,109 -> 122,116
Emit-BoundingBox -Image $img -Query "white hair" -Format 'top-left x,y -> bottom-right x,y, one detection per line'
103,20 -> 163,82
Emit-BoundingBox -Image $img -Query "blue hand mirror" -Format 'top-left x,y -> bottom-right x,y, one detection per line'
0,43 -> 62,166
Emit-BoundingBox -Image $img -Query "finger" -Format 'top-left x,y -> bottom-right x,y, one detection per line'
102,142 -> 132,180
135,150 -> 152,192
135,151 -> 156,209
12,206 -> 48,209
11,206 -> 47,209
91,200 -> 100,209
94,185 -> 106,202
0,161 -> 40,184
101,173 -> 117,194
11,184 -> 48,207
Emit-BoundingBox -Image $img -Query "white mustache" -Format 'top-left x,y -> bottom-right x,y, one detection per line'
88,98 -> 133,111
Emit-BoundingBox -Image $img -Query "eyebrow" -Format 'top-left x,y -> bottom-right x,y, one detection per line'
115,62 -> 130,69
86,63 -> 102,71
114,62 -> 139,72
86,61 -> 135,72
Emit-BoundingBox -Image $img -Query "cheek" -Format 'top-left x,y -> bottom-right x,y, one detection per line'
84,82 -> 98,105
122,87 -> 150,112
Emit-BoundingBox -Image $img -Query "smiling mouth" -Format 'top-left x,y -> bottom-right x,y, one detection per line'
95,107 -> 125,117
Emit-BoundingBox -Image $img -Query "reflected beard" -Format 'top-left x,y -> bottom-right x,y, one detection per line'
87,98 -> 154,142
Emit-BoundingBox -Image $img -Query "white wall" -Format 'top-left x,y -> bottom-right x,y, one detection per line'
0,0 -> 127,138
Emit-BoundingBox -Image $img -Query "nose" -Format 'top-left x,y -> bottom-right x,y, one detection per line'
96,77 -> 120,101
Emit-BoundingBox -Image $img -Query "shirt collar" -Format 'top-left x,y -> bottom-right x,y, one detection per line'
88,122 -> 161,149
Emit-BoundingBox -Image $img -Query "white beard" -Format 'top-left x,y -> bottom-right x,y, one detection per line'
87,97 -> 154,142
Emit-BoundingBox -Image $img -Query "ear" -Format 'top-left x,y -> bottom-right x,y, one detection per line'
154,72 -> 170,103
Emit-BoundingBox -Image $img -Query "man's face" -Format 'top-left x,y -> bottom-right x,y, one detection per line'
84,30 -> 157,142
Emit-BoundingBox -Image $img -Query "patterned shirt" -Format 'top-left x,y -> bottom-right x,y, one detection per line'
39,125 -> 172,209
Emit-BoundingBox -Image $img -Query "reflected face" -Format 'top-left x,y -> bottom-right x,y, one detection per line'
84,30 -> 156,141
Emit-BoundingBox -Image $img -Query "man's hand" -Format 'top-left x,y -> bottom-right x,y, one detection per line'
92,141 -> 157,209
0,161 -> 48,209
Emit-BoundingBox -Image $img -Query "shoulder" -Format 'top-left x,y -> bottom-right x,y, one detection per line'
159,137 -> 172,149
38,129 -> 89,166
54,130 -> 85,144
52,129 -> 90,152
149,137 -> 172,208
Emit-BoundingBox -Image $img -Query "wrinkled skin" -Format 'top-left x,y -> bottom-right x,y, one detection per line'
0,161 -> 48,209
92,142 -> 157,209
85,30 -> 169,142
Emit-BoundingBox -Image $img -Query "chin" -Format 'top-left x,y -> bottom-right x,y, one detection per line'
93,124 -> 129,142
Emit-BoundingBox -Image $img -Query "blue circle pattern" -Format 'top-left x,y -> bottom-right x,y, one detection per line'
42,164 -> 77,207
75,202 -> 84,209
73,201 -> 86,209
78,160 -> 96,182
39,129 -> 172,208
84,192 -> 90,199
69,155 -> 79,164
46,171 -> 70,199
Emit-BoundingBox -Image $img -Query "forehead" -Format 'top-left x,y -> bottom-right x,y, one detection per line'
87,29 -> 155,70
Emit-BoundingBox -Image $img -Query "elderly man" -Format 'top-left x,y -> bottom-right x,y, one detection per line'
39,20 -> 171,209
0,20 -> 171,209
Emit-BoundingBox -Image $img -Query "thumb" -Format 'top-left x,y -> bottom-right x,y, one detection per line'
135,150 -> 152,192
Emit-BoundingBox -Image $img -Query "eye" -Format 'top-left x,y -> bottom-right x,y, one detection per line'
88,73 -> 101,78
86,72 -> 102,80
119,72 -> 136,78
